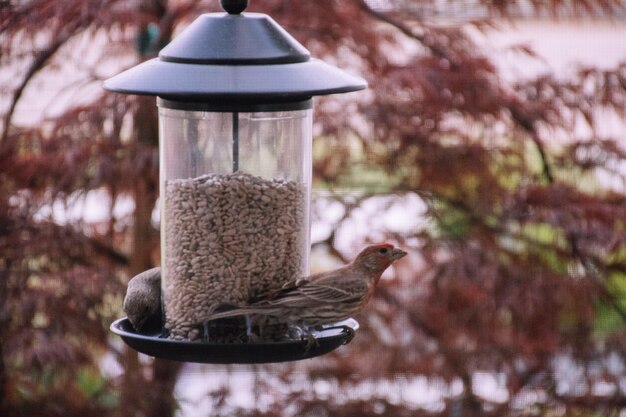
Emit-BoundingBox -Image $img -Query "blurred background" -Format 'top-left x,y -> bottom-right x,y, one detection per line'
1,1 -> 626,416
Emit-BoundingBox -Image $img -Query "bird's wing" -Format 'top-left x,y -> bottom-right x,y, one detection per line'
204,306 -> 282,321
277,265 -> 350,291
202,270 -> 370,322
273,279 -> 369,306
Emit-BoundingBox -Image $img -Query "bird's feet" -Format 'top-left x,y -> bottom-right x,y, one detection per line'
244,315 -> 262,343
304,329 -> 320,352
288,325 -> 320,351
201,321 -> 211,341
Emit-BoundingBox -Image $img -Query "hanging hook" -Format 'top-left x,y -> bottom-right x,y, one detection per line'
220,0 -> 248,14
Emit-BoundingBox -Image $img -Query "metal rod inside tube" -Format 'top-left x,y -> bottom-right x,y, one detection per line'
232,112 -> 239,172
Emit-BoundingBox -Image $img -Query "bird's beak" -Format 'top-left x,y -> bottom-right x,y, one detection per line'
391,248 -> 407,260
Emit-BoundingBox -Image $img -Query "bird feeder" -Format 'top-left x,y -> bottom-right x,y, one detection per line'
107,0 -> 366,363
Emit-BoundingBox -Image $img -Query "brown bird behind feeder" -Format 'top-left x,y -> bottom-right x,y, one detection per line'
124,267 -> 162,332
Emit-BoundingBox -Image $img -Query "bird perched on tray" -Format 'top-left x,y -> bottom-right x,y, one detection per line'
124,267 -> 162,332
204,243 -> 407,335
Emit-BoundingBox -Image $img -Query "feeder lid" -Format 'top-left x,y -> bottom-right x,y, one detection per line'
104,1 -> 366,103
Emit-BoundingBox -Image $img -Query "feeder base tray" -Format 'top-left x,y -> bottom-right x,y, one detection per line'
110,317 -> 358,364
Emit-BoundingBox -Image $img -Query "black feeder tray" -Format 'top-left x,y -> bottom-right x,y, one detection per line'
105,0 -> 366,363
110,318 -> 359,363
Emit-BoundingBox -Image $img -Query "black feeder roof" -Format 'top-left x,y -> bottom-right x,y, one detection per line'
103,6 -> 367,104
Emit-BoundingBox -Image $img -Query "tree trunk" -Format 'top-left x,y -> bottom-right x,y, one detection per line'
145,359 -> 182,417
119,174 -> 153,417
0,201 -> 11,416
119,101 -> 181,417
0,276 -> 8,417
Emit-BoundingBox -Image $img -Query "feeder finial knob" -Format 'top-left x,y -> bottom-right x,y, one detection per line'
221,0 -> 248,14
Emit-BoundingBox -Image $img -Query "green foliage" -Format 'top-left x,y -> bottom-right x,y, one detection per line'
76,366 -> 119,408
313,136 -> 403,192
598,272 -> 626,336
433,203 -> 473,240
594,300 -> 625,338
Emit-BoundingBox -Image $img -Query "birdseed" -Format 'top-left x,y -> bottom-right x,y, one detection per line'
162,171 -> 307,341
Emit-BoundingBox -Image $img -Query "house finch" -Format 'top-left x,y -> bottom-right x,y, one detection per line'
204,243 -> 407,329
123,267 -> 162,332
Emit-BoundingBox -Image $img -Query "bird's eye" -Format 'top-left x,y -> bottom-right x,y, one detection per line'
379,247 -> 388,254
